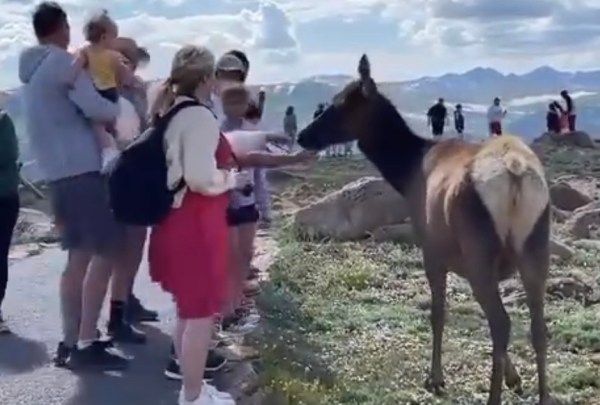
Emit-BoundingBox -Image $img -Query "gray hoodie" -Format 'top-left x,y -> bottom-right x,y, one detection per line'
18,45 -> 119,182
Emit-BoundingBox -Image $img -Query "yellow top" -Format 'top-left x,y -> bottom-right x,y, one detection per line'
86,48 -> 117,90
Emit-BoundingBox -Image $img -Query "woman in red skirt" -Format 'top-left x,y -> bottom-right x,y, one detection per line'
148,45 -> 237,405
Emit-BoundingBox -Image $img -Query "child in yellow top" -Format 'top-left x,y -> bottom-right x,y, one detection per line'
70,10 -> 135,171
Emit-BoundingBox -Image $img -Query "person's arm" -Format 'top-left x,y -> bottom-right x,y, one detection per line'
236,150 -> 315,168
69,48 -> 88,87
180,107 -> 235,195
61,53 -> 119,123
253,168 -> 271,220
257,90 -> 266,119
0,113 -> 19,168
113,51 -> 136,88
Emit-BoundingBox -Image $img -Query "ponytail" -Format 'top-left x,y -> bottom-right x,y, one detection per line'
148,78 -> 175,123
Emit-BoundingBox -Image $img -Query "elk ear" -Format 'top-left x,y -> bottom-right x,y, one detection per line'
358,54 -> 376,97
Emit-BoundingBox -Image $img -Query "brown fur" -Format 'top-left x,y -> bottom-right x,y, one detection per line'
403,137 -> 552,405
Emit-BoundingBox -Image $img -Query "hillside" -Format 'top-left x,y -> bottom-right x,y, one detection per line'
250,141 -> 600,404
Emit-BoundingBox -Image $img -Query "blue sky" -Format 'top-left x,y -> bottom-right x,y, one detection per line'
1,0 -> 600,89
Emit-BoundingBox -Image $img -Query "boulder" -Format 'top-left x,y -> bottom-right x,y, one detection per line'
369,223 -> 417,245
565,208 -> 600,239
574,200 -> 600,215
571,239 -> 600,251
534,131 -> 596,149
551,206 -> 571,223
549,238 -> 575,260
12,208 -> 58,245
293,177 -> 409,241
549,181 -> 593,211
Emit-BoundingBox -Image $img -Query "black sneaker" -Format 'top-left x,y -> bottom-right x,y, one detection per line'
69,341 -> 129,371
126,295 -> 159,323
206,350 -> 227,372
53,342 -> 74,368
164,350 -> 227,381
164,358 -> 182,380
107,322 -> 147,344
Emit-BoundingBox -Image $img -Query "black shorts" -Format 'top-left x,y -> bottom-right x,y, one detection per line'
98,87 -> 119,103
49,172 -> 124,256
227,204 -> 260,226
431,122 -> 444,136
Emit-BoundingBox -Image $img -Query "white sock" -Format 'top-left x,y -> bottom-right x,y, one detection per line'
78,339 -> 94,349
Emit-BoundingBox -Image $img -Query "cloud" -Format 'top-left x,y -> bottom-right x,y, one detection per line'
1,0 -> 600,89
250,1 -> 300,63
401,0 -> 600,58
431,0 -> 557,21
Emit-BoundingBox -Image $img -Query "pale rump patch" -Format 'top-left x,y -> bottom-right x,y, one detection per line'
470,136 -> 548,251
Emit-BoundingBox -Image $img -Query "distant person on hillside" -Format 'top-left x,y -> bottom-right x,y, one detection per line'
560,90 -> 576,132
546,102 -> 562,133
487,97 -> 506,136
313,103 -> 325,119
314,103 -> 332,156
427,98 -> 447,138
283,105 -> 297,150
453,104 -> 465,139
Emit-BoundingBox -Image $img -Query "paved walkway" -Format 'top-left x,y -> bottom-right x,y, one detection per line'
0,246 -> 180,405
0,231 -> 275,405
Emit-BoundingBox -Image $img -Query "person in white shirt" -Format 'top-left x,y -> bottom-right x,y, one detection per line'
148,45 -> 239,405
487,97 -> 506,137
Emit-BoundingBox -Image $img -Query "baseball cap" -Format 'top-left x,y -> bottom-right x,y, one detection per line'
216,54 -> 245,72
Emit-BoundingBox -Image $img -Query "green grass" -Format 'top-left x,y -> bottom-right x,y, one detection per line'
255,155 -> 600,405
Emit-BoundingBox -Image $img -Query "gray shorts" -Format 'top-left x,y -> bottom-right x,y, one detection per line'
49,172 -> 124,256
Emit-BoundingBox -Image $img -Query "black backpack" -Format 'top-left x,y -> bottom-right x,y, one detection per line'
108,100 -> 201,226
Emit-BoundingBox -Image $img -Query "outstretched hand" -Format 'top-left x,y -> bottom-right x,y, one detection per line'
293,149 -> 318,164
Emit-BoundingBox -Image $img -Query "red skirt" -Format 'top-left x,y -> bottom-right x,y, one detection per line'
489,121 -> 502,136
149,191 -> 229,319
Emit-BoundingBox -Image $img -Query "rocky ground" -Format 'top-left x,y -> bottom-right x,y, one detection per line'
251,138 -> 600,404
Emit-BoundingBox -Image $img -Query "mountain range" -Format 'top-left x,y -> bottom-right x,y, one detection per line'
2,65 -> 599,181
252,66 -> 600,142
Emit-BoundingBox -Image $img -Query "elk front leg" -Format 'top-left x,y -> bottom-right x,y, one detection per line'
423,254 -> 448,396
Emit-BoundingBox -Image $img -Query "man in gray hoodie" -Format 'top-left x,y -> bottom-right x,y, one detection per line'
19,2 -> 127,370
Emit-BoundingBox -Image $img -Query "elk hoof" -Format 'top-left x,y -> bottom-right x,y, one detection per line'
424,375 -> 446,396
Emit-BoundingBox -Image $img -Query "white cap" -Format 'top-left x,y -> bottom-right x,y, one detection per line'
216,54 -> 245,72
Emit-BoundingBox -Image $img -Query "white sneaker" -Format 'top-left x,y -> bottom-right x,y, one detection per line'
179,384 -> 235,404
101,148 -> 120,173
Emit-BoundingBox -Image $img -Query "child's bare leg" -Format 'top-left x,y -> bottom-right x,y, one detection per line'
94,123 -> 119,172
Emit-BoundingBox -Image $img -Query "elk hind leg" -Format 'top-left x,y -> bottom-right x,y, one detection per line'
423,252 -> 447,396
517,204 -> 555,404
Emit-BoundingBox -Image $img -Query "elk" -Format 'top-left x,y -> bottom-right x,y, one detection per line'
297,55 -> 555,405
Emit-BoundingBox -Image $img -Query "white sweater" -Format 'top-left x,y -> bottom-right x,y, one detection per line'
487,105 -> 506,123
164,97 -> 236,208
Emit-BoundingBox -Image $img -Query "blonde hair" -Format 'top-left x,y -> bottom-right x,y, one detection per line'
84,9 -> 117,43
149,45 -> 215,120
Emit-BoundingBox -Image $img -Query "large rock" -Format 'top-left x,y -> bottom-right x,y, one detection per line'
12,208 -> 58,245
534,131 -> 596,149
549,181 -> 593,211
293,177 -> 409,241
566,208 -> 600,239
369,223 -> 417,245
549,238 -> 575,260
